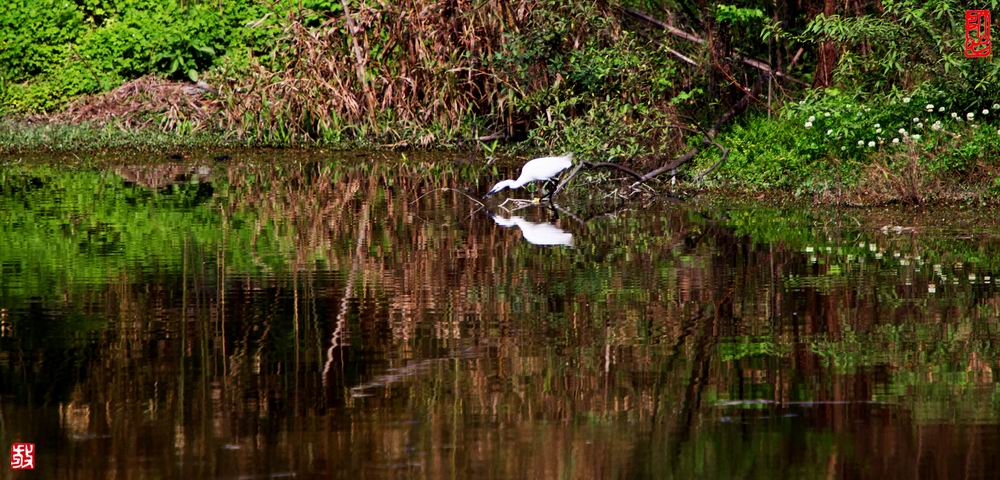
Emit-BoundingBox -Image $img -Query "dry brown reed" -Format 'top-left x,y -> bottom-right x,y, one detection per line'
216,1 -> 623,144
838,143 -> 938,206
45,77 -> 220,131
31,2 -> 680,152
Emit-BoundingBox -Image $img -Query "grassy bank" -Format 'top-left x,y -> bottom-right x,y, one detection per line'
1,0 -> 998,203
0,121 -> 239,153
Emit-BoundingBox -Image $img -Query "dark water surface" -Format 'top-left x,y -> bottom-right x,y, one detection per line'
3,152 -> 1000,479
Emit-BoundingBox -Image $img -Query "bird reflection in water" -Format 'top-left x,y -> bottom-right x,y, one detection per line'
490,213 -> 573,247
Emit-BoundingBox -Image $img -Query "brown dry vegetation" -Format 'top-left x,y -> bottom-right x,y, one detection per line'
31,1 -> 686,153
819,140 -> 995,207
838,146 -> 937,206
45,77 -> 220,131
215,1 -> 645,145
220,1 -> 530,143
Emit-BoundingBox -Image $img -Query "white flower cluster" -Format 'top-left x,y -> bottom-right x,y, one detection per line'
800,97 -> 1000,154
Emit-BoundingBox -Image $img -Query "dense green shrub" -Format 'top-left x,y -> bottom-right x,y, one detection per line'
494,1 -> 682,159
697,0 -> 1000,192
2,61 -> 102,112
527,97 -> 676,162
800,0 -> 1000,109
76,0 -> 163,25
701,89 -> 1000,193
1,0 -> 270,112
78,3 -> 230,81
695,115 -> 831,190
926,119 -> 1000,174
0,0 -> 83,83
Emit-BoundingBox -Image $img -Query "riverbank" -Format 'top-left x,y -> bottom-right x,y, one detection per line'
0,120 -> 238,153
3,116 -> 998,207
2,1 -> 997,205
3,136 -> 997,217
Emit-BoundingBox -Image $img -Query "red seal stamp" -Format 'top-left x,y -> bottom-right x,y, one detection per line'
965,10 -> 991,58
10,443 -> 34,470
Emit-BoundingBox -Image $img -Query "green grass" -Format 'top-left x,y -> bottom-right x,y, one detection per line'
0,120 -> 248,154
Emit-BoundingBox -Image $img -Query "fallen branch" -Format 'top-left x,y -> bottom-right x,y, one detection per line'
549,160 -> 647,202
623,8 -> 703,44
638,147 -> 700,183
584,161 -> 645,181
665,47 -> 699,67
623,7 -> 808,87
539,80 -> 750,200
472,131 -> 506,142
634,80 -> 756,186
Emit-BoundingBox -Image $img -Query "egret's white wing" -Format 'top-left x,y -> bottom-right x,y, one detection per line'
519,154 -> 573,182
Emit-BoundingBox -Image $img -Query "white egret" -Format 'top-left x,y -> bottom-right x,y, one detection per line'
491,214 -> 573,246
484,153 -> 573,198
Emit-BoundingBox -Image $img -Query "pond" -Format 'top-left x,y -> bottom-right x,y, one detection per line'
2,151 -> 1000,478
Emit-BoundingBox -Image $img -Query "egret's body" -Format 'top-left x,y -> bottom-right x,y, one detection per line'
485,154 -> 573,197
491,215 -> 573,246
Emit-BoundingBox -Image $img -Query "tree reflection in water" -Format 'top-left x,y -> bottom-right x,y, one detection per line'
1,152 -> 1000,478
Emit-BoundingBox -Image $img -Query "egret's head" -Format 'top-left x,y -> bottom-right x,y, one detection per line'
484,179 -> 515,198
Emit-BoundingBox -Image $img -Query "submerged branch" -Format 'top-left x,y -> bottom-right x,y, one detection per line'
551,160 -> 586,199
411,187 -> 486,208
693,141 -> 730,183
